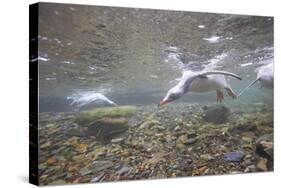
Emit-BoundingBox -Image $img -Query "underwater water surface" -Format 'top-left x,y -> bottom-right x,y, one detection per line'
35,3 -> 274,185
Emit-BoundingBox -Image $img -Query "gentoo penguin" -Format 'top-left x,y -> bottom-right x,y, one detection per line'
159,70 -> 242,106
238,63 -> 273,97
68,93 -> 117,108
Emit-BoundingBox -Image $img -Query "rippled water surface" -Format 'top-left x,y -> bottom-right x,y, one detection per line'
37,3 -> 273,112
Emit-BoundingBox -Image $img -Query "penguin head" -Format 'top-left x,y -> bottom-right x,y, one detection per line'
159,86 -> 183,106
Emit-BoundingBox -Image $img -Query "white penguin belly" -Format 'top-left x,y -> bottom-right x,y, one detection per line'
189,75 -> 227,92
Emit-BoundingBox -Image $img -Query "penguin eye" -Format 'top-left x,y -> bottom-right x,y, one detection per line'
170,93 -> 177,99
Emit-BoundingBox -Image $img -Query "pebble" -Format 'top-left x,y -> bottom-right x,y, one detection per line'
91,161 -> 114,173
40,141 -> 52,148
79,167 -> 93,176
224,151 -> 245,162
244,165 -> 255,172
242,136 -> 252,143
139,120 -> 160,129
174,126 -> 181,131
230,171 -> 242,174
200,154 -> 215,161
111,137 -> 124,143
186,137 -> 198,145
49,180 -> 65,185
256,158 -> 268,171
117,165 -> 130,175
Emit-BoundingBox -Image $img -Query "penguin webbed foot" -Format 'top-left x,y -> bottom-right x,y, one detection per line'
216,89 -> 224,103
226,88 -> 237,99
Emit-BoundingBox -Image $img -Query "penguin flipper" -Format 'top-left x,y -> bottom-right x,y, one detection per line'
237,78 -> 260,97
183,71 -> 241,93
200,71 -> 242,80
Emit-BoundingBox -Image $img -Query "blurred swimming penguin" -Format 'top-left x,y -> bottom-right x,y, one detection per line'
238,63 -> 273,97
159,70 -> 242,106
68,92 -> 117,108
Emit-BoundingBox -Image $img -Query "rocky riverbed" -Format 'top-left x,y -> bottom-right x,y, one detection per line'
38,103 -> 273,185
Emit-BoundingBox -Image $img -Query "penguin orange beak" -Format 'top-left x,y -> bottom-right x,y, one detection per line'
159,99 -> 169,106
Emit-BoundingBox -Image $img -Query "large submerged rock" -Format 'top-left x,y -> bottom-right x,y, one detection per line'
202,105 -> 229,124
66,106 -> 136,142
77,106 -> 136,124
66,117 -> 129,142
88,117 -> 128,140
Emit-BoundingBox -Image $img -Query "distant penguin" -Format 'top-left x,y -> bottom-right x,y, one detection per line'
68,92 -> 117,108
238,63 -> 273,97
159,70 -> 242,106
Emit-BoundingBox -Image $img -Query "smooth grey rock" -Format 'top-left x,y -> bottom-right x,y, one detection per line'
224,151 -> 245,162
202,105 -> 229,124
